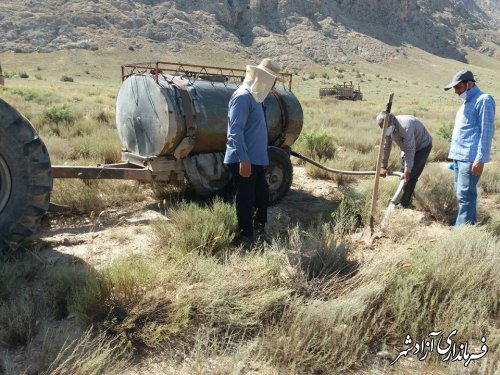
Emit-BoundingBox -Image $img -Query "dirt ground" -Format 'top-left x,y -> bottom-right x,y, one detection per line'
37,165 -> 343,267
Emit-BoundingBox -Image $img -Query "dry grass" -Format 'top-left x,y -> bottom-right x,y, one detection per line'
413,163 -> 457,224
1,46 -> 499,374
42,329 -> 131,375
479,163 -> 500,194
153,198 -> 237,256
51,180 -> 148,214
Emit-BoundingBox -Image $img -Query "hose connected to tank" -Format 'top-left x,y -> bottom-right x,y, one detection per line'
290,150 -> 403,178
290,149 -> 406,238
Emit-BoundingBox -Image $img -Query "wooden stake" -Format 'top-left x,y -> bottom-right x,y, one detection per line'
370,93 -> 394,235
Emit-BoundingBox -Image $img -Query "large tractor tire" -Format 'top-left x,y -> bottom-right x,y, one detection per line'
266,146 -> 293,205
0,99 -> 52,251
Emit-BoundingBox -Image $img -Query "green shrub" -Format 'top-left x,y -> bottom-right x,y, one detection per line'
300,132 -> 336,160
61,75 -> 74,82
43,104 -> 74,125
436,122 -> 454,141
19,71 -> 29,78
11,88 -> 39,101
154,198 -> 237,256
68,270 -> 111,325
331,196 -> 363,236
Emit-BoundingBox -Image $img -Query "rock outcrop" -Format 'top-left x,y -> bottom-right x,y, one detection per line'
0,0 -> 498,66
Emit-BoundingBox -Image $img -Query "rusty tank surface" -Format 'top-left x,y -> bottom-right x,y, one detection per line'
115,62 -> 303,202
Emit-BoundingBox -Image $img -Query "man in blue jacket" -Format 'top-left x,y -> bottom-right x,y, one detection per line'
224,58 -> 281,245
444,69 -> 496,226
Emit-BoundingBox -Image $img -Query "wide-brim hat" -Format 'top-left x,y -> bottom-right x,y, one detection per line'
246,58 -> 283,82
444,69 -> 475,91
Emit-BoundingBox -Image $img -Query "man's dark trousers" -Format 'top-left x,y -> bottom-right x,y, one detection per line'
228,163 -> 268,238
400,143 -> 432,207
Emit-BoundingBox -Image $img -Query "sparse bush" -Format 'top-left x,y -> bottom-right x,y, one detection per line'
68,270 -> 111,325
321,72 -> 329,79
95,110 -> 111,124
0,294 -> 38,346
43,264 -> 95,319
61,75 -> 74,82
428,138 -> 450,162
43,104 -> 74,125
43,329 -> 131,375
308,72 -> 317,79
331,196 -> 363,236
153,198 -> 237,256
35,73 -> 43,80
107,257 -> 158,308
413,164 -> 457,224
379,226 -> 500,339
436,122 -> 454,141
286,224 -> 357,278
51,179 -> 144,213
19,71 -> 29,78
300,132 -> 336,160
11,88 -> 39,101
479,164 -> 500,193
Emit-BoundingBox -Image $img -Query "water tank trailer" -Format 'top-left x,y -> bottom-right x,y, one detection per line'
0,61 -> 303,248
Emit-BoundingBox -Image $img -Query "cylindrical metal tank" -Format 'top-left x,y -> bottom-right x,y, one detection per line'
115,74 -> 303,158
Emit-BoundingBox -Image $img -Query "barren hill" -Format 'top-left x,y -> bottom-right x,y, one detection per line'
0,0 -> 499,66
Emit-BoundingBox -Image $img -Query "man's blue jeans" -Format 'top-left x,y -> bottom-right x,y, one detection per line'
453,160 -> 480,226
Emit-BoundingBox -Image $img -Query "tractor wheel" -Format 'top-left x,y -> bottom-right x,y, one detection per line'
0,99 -> 52,251
266,146 -> 293,205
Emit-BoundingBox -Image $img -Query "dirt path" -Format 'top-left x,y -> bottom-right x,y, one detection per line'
38,165 -> 342,265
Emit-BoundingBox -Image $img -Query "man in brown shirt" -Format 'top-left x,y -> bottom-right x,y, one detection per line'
376,112 -> 433,208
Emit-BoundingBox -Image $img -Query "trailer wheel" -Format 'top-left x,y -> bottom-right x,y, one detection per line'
0,99 -> 52,251
266,146 -> 293,205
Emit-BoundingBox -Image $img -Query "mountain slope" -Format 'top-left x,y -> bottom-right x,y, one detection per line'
0,0 -> 498,66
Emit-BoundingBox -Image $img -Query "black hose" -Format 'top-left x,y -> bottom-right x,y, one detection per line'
290,150 -> 403,177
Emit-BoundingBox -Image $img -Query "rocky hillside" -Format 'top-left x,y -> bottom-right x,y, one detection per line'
0,0 -> 499,67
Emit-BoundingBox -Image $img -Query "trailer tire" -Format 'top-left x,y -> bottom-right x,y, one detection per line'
266,146 -> 293,205
0,99 -> 52,251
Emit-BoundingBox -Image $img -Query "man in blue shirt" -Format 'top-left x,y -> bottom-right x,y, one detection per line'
444,69 -> 496,226
224,58 -> 281,245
